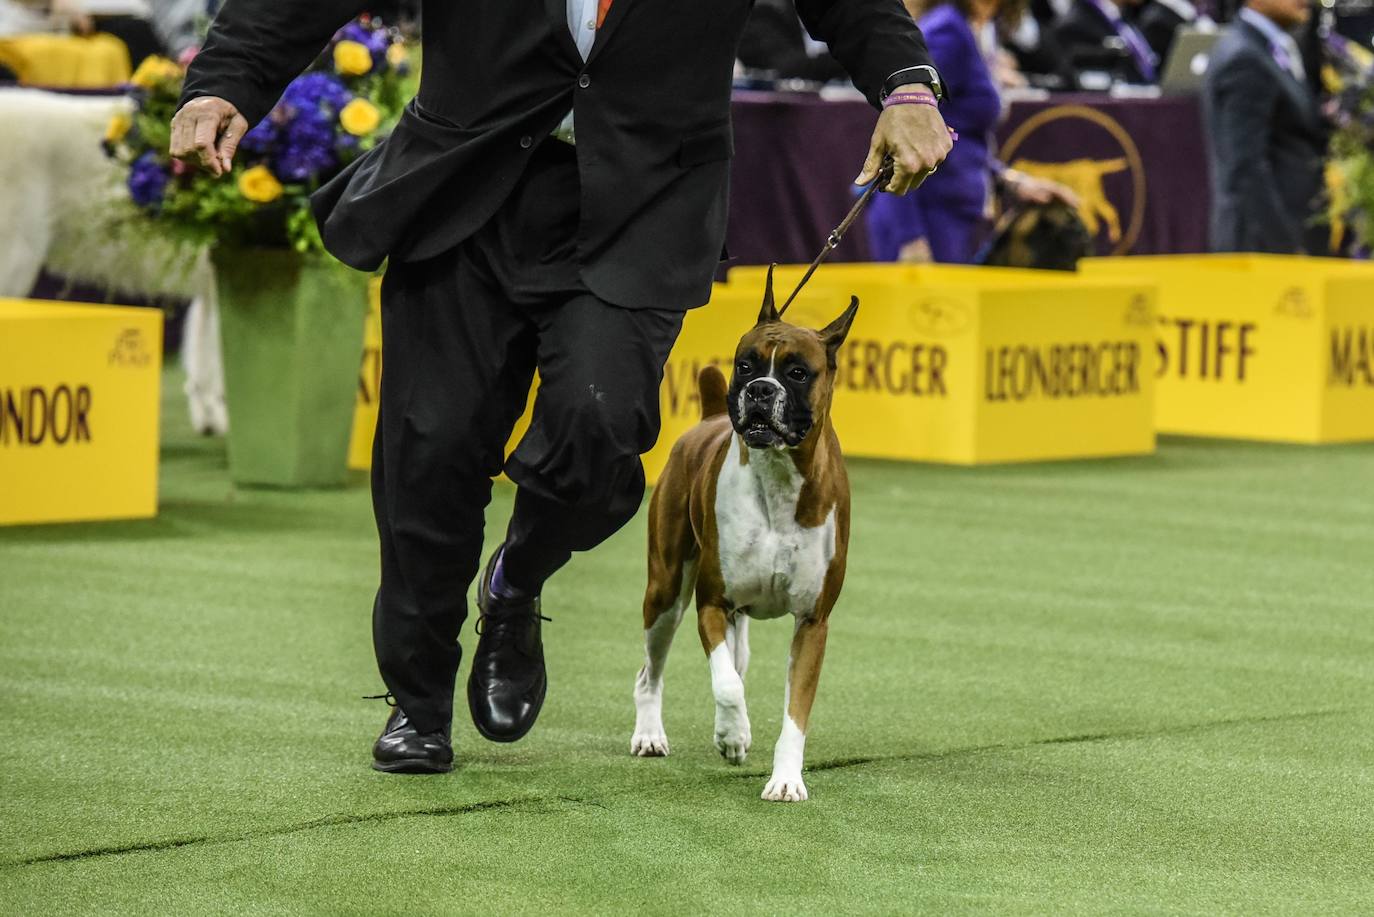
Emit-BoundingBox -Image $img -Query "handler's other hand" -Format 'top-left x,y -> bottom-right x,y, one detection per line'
1004,169 -> 1081,209
855,84 -> 952,196
170,96 -> 248,177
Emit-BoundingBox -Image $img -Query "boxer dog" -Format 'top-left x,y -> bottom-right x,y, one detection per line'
631,266 -> 856,802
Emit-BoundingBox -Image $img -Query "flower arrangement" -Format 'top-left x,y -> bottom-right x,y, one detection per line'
105,16 -> 415,254
1323,30 -> 1374,255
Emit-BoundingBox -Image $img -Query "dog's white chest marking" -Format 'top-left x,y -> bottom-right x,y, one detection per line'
715,441 -> 836,620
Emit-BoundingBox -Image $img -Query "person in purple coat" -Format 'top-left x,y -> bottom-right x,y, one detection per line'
867,0 -> 1077,263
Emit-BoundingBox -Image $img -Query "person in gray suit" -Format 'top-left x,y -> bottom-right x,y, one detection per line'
1204,0 -> 1327,254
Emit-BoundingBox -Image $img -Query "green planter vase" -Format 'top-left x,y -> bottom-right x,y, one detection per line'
213,248 -> 369,488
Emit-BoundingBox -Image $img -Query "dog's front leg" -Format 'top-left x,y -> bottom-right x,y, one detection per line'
763,615 -> 829,802
699,604 -> 751,764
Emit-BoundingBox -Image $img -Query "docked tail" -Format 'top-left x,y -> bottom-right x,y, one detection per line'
699,364 -> 729,420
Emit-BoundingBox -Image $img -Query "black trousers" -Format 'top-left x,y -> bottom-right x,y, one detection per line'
372,140 -> 684,733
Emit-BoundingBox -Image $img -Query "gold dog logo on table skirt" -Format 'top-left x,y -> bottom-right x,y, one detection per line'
999,106 -> 1147,256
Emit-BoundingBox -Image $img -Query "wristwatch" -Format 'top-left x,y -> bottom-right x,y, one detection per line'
880,65 -> 945,103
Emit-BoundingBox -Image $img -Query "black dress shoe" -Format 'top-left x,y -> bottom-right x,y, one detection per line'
467,550 -> 549,743
372,707 -> 454,774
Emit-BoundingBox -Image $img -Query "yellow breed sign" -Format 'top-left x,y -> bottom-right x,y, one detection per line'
722,265 -> 1156,465
0,299 -> 161,525
347,279 -> 384,471
1082,255 -> 1374,443
350,265 -> 1156,476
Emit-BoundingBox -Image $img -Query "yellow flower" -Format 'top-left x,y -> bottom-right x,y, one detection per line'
129,55 -> 182,89
386,43 -> 409,68
339,98 -> 381,136
237,165 -> 283,204
104,111 -> 131,144
333,40 -> 373,76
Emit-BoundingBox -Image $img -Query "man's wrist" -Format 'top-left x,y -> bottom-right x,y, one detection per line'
881,65 -> 944,102
892,83 -> 935,99
882,87 -> 939,112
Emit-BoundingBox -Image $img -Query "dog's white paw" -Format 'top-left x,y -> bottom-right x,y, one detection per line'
630,727 -> 670,757
761,772 -> 808,802
709,648 -> 750,764
715,730 -> 751,765
714,713 -> 752,765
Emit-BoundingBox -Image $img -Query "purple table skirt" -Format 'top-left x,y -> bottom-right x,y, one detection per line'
725,90 -> 1211,266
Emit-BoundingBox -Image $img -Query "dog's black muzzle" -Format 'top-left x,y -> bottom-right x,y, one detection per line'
736,378 -> 809,448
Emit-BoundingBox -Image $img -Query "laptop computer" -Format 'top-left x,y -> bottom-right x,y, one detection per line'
1160,27 -> 1223,95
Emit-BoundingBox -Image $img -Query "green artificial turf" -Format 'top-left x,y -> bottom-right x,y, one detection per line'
2,367 -> 1373,915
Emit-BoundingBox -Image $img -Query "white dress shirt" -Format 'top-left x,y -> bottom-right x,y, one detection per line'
553,0 -> 601,143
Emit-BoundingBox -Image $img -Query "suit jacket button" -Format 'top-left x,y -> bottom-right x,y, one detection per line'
519,135 -> 533,149
577,74 -> 591,89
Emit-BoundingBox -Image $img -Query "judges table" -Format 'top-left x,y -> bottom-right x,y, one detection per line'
726,90 -> 1211,266
0,34 -> 131,88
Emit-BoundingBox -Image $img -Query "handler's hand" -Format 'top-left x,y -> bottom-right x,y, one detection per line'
855,84 -> 952,196
1004,169 -> 1081,210
170,96 -> 249,177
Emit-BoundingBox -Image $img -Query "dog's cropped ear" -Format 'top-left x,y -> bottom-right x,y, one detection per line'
819,296 -> 859,365
757,263 -> 780,326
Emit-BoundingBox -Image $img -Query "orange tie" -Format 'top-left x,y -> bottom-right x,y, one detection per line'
597,0 -> 613,28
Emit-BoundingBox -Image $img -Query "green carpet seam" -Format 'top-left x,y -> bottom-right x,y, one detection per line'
5,707 -> 1347,871
717,706 -> 1351,777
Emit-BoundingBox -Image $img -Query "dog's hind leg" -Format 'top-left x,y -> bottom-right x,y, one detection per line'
632,479 -> 697,757
632,556 -> 696,757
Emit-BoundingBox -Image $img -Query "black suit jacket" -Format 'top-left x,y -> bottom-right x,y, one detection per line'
181,0 -> 933,309
1052,0 -> 1151,85
1203,19 -> 1325,254
738,0 -> 849,82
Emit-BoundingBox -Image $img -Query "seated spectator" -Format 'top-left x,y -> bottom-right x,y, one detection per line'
0,0 -> 47,36
1134,0 -> 1214,65
55,0 -> 164,68
1053,0 -> 1159,85
1,0 -> 164,68
1204,0 -> 1326,254
999,0 -> 1078,87
738,0 -> 848,83
148,0 -> 218,59
867,0 -> 1077,263
0,0 -> 144,84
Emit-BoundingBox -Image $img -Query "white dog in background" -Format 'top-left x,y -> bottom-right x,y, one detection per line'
0,86 -> 227,435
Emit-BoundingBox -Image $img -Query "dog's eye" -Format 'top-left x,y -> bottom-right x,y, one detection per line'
787,366 -> 809,383
736,361 -> 752,377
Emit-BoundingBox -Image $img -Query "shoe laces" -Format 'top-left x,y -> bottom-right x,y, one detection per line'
475,609 -> 552,637
362,692 -> 398,707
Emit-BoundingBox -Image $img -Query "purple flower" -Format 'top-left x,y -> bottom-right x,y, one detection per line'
281,73 -> 352,115
338,22 -> 371,44
128,152 -> 169,208
273,112 -> 338,181
260,72 -> 354,181
239,118 -> 279,155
